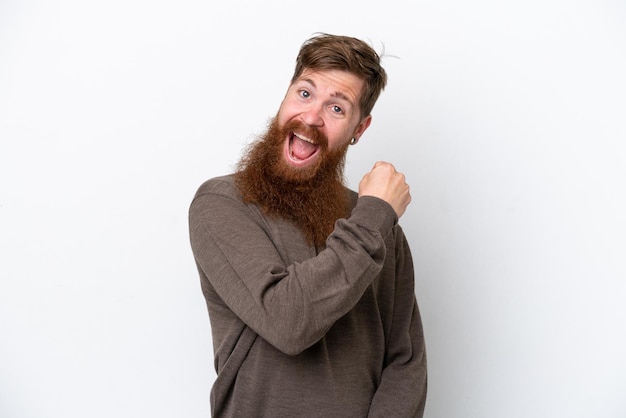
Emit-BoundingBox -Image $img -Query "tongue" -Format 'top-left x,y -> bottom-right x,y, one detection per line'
292,137 -> 318,160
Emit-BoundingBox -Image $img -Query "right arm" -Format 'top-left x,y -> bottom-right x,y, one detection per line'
189,178 -> 397,355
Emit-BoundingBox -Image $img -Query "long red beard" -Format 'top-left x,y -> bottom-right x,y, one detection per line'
234,117 -> 351,247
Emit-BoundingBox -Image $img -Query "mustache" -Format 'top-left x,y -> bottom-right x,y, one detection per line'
281,119 -> 329,150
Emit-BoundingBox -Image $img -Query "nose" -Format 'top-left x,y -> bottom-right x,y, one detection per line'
300,106 -> 324,127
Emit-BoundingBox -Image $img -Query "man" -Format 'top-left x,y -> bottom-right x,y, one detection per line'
189,33 -> 427,417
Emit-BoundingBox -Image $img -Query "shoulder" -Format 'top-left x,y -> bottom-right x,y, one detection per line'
189,173 -> 266,239
189,174 -> 250,222
345,186 -> 359,210
193,174 -> 239,200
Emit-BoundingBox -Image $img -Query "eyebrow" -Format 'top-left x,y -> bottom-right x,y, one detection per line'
300,78 -> 354,106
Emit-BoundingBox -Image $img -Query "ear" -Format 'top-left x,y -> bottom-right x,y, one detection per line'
352,115 -> 372,141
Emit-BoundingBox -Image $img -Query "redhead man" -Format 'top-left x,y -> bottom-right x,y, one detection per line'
189,33 -> 427,417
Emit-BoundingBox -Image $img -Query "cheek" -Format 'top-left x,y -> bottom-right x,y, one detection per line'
326,126 -> 353,151
276,102 -> 289,124
277,111 -> 298,130
277,96 -> 301,121
326,136 -> 349,152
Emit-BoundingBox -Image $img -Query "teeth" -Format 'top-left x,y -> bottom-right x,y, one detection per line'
293,132 -> 314,144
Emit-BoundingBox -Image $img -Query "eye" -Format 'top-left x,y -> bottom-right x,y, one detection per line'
299,90 -> 310,99
331,105 -> 344,115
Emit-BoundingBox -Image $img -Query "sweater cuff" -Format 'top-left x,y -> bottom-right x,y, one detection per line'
350,196 -> 398,238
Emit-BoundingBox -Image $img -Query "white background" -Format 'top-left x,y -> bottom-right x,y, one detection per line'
1,0 -> 625,417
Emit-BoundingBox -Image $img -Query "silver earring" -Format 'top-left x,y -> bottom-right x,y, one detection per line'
350,137 -> 358,145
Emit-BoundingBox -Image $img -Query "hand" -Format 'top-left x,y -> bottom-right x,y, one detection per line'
358,161 -> 411,218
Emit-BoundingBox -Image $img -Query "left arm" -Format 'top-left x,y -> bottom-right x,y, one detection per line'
368,229 -> 428,418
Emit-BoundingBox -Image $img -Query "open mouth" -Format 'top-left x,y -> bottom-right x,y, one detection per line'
288,132 -> 320,163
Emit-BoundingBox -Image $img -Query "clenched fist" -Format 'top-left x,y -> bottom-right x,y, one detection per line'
358,161 -> 411,218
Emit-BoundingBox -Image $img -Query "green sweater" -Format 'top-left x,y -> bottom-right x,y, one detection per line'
189,175 -> 427,417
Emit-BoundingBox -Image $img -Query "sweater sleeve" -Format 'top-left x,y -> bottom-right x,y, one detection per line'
188,177 -> 397,356
367,228 -> 428,417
